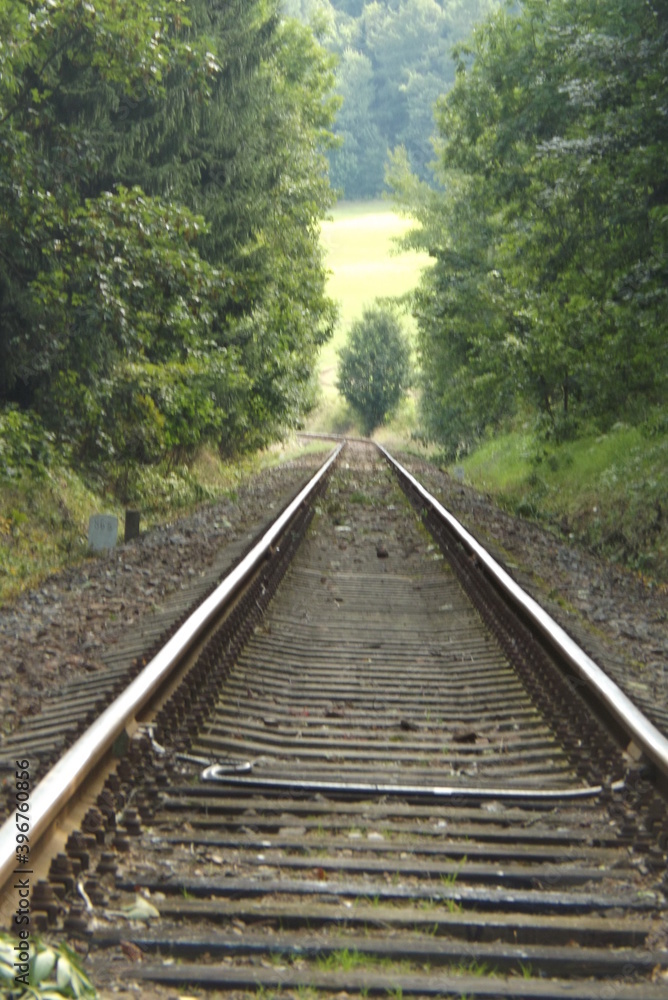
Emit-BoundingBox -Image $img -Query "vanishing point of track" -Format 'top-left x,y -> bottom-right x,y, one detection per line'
2,439 -> 668,999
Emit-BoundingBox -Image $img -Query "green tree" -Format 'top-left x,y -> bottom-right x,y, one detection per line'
0,0 -> 339,471
328,49 -> 386,196
337,306 -> 411,434
289,0 -> 498,198
0,0 -> 210,403
390,0 -> 668,454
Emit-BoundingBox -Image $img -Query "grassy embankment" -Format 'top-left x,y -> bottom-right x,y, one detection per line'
0,438 -> 330,605
311,201 -> 668,583
457,423 -> 667,584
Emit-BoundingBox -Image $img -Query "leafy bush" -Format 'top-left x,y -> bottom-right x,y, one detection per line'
336,306 -> 411,435
124,464 -> 218,514
0,932 -> 97,998
0,407 -> 57,480
642,407 -> 668,439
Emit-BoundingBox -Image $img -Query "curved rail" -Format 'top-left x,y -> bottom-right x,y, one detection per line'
0,443 -> 344,893
379,444 -> 668,779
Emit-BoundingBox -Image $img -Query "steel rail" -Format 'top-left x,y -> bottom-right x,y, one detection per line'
378,444 -> 668,779
0,442 -> 344,894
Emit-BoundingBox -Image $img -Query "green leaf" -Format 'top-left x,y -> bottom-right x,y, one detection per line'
56,953 -> 73,990
32,947 -> 57,984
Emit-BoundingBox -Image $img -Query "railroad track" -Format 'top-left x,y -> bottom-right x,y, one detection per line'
2,440 -> 668,999
0,465 -> 326,808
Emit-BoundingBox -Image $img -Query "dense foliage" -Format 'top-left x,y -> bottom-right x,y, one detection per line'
390,0 -> 668,458
284,0 -> 497,198
337,306 -> 411,433
0,0 -> 338,487
1,931 -> 97,998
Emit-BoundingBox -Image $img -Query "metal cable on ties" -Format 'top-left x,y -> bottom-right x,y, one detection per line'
181,756 -> 253,773
199,767 -> 626,801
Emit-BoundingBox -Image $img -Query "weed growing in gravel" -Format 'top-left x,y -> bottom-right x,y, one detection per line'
453,958 -> 496,977
357,894 -> 381,908
350,490 -> 374,505
316,947 -> 364,972
293,988 -> 319,1000
440,870 -> 459,888
253,987 -> 279,1000
316,949 -> 411,975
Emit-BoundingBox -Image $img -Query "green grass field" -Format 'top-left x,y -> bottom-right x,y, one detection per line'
307,200 -> 429,435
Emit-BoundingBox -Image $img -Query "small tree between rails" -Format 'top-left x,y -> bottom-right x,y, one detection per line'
336,306 -> 411,436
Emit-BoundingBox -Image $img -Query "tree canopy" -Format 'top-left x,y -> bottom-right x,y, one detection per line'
284,0 -> 499,199
389,0 -> 668,457
0,0 -> 338,482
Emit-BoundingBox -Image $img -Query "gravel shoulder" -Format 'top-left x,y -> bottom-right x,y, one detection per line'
1,443 -> 666,752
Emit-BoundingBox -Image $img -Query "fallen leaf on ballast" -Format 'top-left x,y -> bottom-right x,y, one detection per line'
121,894 -> 160,921
120,941 -> 143,962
